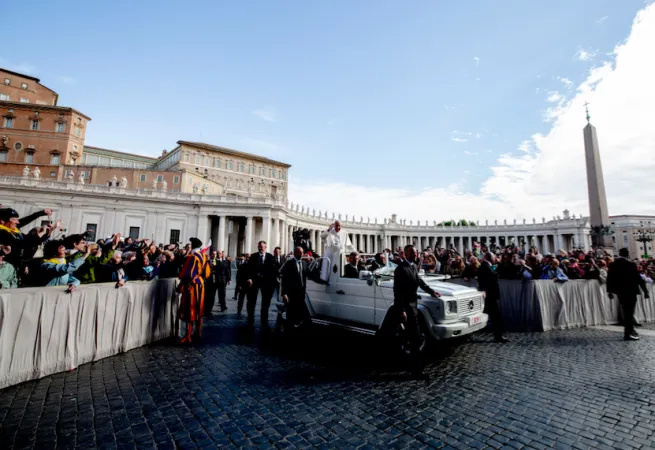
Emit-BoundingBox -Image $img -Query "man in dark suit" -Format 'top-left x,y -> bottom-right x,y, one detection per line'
210,250 -> 231,312
393,244 -> 440,376
343,252 -> 360,279
204,250 -> 219,317
235,254 -> 249,316
246,241 -> 277,330
607,248 -> 649,341
478,252 -> 509,343
272,246 -> 286,302
280,246 -> 311,329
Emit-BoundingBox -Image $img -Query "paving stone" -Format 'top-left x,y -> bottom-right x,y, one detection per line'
1,309 -> 655,449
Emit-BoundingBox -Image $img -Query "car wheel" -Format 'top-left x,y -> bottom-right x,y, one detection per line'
417,312 -> 434,355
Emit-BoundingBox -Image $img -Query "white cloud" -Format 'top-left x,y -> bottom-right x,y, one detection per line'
463,151 -> 478,156
575,47 -> 597,61
597,16 -> 608,25
517,140 -> 533,153
473,56 -> 480,65
451,137 -> 468,143
289,3 -> 655,221
451,130 -> 473,143
58,75 -> 75,84
547,91 -> 563,103
252,107 -> 277,122
558,76 -> 573,88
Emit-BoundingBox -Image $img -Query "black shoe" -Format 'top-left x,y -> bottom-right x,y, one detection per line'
634,322 -> 643,327
220,306 -> 228,312
625,333 -> 640,341
203,313 -> 213,318
495,336 -> 510,343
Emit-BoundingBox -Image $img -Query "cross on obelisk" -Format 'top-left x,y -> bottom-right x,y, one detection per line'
582,102 -> 613,253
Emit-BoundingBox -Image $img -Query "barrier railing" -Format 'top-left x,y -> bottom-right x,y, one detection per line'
0,279 -> 178,390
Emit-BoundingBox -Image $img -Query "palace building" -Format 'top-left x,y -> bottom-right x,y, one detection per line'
1,67 -> 599,256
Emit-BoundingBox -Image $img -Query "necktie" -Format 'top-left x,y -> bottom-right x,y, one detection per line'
261,254 -> 264,265
297,260 -> 303,285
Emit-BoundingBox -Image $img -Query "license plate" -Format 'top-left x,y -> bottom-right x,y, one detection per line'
472,316 -> 480,324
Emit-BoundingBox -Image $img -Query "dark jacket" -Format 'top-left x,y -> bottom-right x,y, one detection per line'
236,260 -> 249,285
280,258 -> 308,297
477,261 -> 500,302
344,263 -> 359,279
247,252 -> 277,287
272,255 -> 286,279
607,258 -> 648,298
393,260 -> 435,305
208,258 -> 231,284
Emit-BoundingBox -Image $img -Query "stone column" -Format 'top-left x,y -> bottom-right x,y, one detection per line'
217,215 -> 227,252
244,216 -> 253,253
262,216 -> 271,246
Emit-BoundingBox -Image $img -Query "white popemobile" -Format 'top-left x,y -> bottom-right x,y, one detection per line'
277,257 -> 489,351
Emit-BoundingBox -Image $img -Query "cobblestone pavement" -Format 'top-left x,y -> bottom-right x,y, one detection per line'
1,300 -> 655,449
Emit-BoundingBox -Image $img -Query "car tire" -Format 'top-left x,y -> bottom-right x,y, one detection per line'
417,311 -> 434,355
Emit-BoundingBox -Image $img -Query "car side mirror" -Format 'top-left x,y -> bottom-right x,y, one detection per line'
367,278 -> 374,286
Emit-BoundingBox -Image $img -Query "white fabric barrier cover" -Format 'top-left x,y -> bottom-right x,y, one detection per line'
0,279 -> 178,390
447,278 -> 655,331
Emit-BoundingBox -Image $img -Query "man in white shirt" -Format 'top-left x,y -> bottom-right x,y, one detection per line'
320,220 -> 355,282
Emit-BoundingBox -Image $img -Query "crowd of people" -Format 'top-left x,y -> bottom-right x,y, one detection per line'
0,206 -> 219,290
1,207 -> 651,344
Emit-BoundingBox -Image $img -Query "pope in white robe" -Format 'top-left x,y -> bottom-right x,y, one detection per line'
320,221 -> 355,282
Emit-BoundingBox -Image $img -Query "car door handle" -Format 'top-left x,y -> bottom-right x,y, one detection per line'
336,290 -> 345,295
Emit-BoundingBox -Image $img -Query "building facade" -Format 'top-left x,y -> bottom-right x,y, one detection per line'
3,176 -> 593,258
610,215 -> 655,258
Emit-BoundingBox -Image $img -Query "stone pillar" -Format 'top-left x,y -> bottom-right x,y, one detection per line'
217,215 -> 227,252
197,215 -> 210,245
244,216 -> 253,253
584,121 -> 612,250
262,216 -> 271,246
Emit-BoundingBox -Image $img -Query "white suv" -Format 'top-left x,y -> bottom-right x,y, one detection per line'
277,261 -> 488,349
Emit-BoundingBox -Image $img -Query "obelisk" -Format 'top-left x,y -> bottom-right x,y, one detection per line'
582,103 -> 613,252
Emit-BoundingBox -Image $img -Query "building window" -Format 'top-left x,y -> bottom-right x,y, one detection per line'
3,117 -> 13,128
183,153 -> 189,162
0,94 -> 9,101
20,98 -> 29,103
50,154 -> 60,165
213,158 -> 220,168
173,175 -> 179,184
129,227 -> 140,241
270,168 -> 277,178
226,160 -> 233,170
279,171 -> 285,180
81,171 -> 90,179
0,150 -> 6,162
25,151 -> 34,163
169,229 -> 180,244
14,142 -> 22,151
259,167 -> 266,176
49,171 -> 56,177
140,174 -> 146,182
86,224 -> 98,242
237,162 -> 244,172
204,156 -> 210,166
3,78 -> 9,85
249,165 -> 255,174
157,175 -> 163,182
73,145 -> 78,152
75,126 -> 81,137
56,122 -> 65,132
21,83 -> 28,89
194,154 -> 201,164
31,120 -> 40,130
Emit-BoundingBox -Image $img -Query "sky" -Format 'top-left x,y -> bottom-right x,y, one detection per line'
2,0 -> 655,223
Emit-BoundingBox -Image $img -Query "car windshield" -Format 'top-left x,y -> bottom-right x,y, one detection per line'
374,261 -> 397,277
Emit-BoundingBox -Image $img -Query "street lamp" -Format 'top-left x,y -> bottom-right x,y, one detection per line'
633,229 -> 654,258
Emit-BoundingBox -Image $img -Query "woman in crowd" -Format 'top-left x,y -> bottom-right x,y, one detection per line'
40,240 -> 91,291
